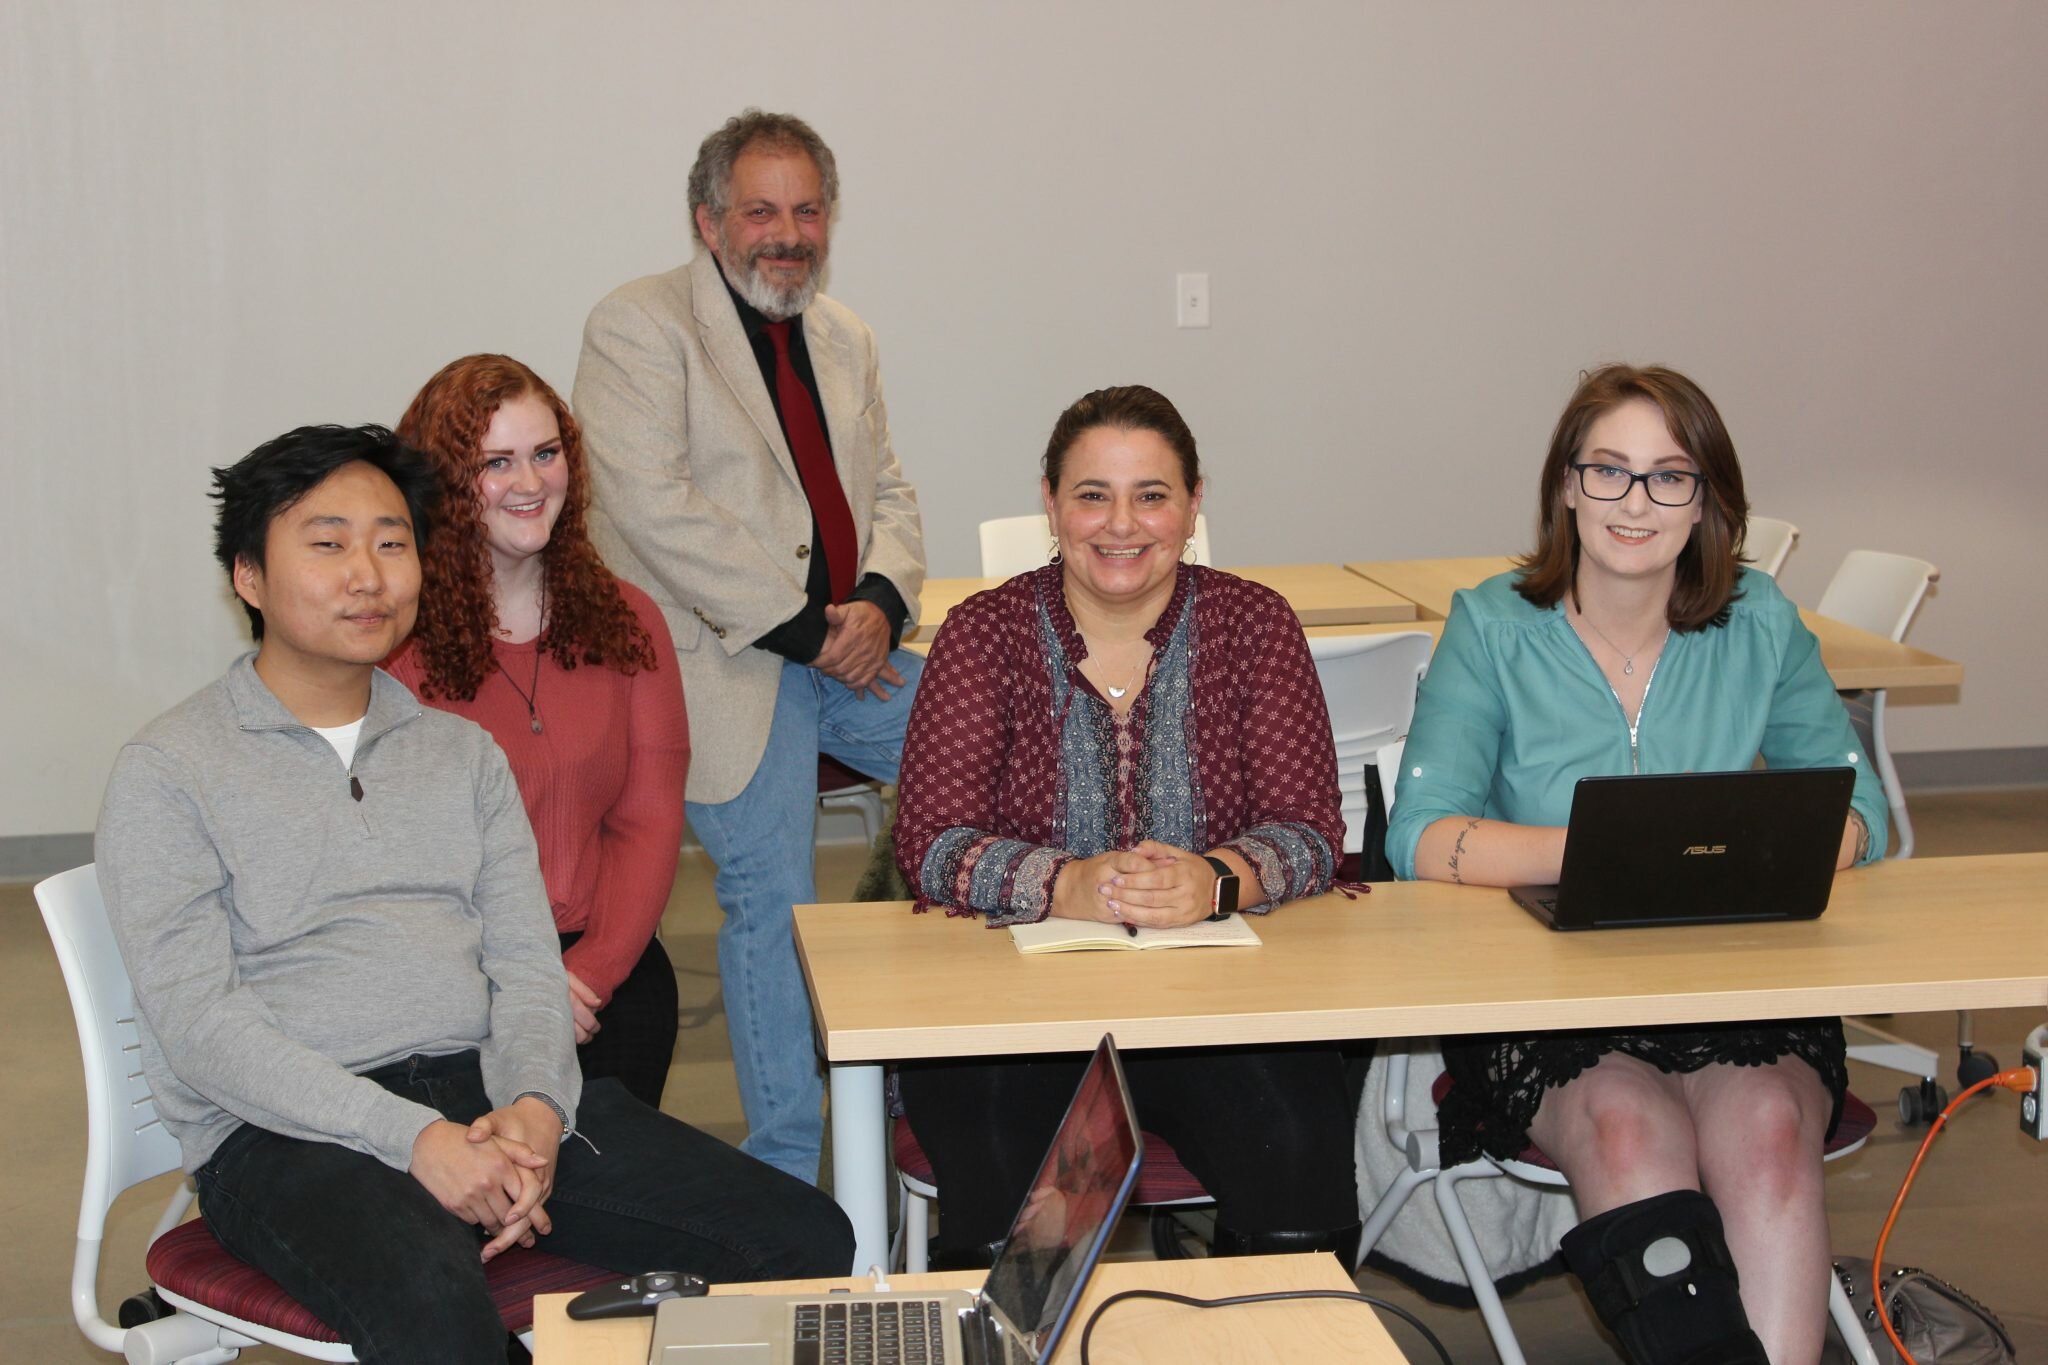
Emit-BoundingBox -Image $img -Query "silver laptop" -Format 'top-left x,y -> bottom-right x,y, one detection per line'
648,1034 -> 1143,1364
1511,767 -> 1856,930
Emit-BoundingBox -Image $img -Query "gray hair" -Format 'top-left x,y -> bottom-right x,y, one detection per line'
688,109 -> 840,233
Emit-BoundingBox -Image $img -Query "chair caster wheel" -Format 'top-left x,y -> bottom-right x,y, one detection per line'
1892,1080 -> 1941,1129
1897,1078 -> 1948,1126
118,1287 -> 171,1327
1958,1050 -> 2001,1087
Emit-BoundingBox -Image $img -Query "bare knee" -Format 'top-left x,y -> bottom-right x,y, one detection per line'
1696,1065 -> 1829,1207
1537,1064 -> 1692,1189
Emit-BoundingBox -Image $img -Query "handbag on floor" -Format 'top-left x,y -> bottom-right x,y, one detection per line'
1829,1257 -> 2015,1364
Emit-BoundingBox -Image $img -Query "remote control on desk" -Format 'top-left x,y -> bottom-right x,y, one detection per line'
565,1271 -> 709,1319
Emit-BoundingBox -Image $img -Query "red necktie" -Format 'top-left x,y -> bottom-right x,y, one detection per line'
764,320 -> 857,604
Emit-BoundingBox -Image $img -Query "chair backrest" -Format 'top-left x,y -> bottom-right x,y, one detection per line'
1816,549 -> 1939,643
1306,632 -> 1433,854
977,513 -> 1212,579
1743,515 -> 1800,578
35,864 -> 184,1240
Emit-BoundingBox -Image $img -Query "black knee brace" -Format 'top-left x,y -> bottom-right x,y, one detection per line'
1558,1190 -> 1768,1365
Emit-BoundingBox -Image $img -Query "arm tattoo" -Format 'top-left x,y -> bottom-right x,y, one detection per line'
1448,818 -> 1481,884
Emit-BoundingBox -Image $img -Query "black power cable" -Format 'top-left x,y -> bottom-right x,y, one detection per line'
1076,1286 -> 1455,1365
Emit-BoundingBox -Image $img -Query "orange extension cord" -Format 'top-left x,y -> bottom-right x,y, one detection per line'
1868,1064 -> 2038,1364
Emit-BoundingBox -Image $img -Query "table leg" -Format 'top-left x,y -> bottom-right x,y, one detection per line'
829,1062 -> 888,1270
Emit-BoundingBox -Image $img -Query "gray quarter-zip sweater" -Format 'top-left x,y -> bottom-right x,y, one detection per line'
96,654 -> 580,1174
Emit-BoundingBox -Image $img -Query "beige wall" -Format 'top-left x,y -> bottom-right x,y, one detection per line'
4,1 -> 2043,839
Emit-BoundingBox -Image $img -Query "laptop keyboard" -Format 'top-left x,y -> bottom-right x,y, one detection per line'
791,1298 -> 948,1365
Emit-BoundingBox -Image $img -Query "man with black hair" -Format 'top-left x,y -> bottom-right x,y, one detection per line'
96,424 -> 851,1365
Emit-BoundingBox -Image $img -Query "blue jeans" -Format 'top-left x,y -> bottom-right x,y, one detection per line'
194,1051 -> 852,1365
685,651 -> 922,1183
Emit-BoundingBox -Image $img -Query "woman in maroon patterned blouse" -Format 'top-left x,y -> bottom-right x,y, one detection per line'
893,385 -> 1359,1268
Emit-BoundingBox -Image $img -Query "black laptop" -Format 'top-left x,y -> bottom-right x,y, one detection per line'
1510,767 -> 1856,931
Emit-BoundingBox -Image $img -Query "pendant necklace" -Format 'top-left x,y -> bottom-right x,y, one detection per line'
499,580 -> 547,733
1576,606 -> 1668,677
1104,649 -> 1151,700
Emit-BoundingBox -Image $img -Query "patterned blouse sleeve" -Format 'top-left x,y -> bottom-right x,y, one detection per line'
893,599 -> 1073,924
1211,588 -> 1343,907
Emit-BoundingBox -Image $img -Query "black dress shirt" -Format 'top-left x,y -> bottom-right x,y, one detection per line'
723,280 -> 909,663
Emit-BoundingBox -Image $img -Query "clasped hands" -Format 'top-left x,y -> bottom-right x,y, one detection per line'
813,600 -> 902,700
410,1094 -> 564,1262
1051,839 -> 1218,930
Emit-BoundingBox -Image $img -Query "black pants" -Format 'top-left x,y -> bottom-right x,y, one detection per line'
899,1044 -> 1358,1257
195,1051 -> 851,1365
560,931 -> 679,1109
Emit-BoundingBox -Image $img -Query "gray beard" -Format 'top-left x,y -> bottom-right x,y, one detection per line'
720,248 -> 823,321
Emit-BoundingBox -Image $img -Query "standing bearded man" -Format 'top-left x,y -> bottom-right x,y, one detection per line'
574,109 -> 926,1184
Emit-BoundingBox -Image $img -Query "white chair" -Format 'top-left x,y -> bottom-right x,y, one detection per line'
35,864 -> 609,1364
1815,549 -> 1938,858
1306,631 -> 1433,863
1355,1043 -> 1883,1365
1813,551 -> 1992,1101
1743,515 -> 1800,577
977,512 -> 1212,579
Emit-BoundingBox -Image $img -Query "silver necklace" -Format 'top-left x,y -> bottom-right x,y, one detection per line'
1093,652 -> 1147,700
1576,608 -> 1668,677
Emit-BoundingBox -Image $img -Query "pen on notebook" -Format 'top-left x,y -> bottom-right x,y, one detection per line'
1124,920 -> 1139,938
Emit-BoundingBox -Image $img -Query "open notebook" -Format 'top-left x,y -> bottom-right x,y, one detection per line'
1009,912 -> 1261,954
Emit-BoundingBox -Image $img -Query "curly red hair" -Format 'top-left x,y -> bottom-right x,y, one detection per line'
396,354 -> 658,700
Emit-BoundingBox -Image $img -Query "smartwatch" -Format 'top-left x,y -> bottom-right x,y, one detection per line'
1202,856 -> 1241,919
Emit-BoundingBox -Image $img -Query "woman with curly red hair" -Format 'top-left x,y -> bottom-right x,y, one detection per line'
387,354 -> 689,1107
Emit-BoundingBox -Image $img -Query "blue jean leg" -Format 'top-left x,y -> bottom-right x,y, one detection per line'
685,655 -> 920,1184
818,648 -> 922,783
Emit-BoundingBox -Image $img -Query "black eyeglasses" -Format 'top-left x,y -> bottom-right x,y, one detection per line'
1571,462 -> 1706,507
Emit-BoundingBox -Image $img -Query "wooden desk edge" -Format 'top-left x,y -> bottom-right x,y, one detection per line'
534,1253 -> 1404,1364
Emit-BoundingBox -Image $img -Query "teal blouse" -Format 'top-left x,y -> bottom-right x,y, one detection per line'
1386,567 -> 1888,881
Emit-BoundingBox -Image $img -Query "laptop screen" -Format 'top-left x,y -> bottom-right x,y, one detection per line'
979,1037 -> 1143,1358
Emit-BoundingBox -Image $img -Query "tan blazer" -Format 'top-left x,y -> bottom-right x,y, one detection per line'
573,251 -> 925,805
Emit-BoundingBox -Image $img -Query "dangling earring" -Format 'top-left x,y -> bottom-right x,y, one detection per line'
1181,539 -> 1197,564
1048,536 -> 1063,565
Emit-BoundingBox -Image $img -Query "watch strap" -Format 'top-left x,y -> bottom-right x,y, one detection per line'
1202,856 -> 1240,916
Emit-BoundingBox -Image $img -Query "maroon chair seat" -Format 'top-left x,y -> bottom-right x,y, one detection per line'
818,755 -> 878,793
893,1115 -> 1210,1205
146,1217 -> 618,1342
1426,1072 -> 1880,1169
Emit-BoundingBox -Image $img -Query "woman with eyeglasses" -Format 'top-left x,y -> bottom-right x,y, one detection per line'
1386,364 -> 1886,1365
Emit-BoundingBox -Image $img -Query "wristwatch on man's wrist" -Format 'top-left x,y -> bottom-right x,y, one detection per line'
1202,856 -> 1241,919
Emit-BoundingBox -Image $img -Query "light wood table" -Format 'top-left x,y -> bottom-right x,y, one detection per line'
799,853 -> 2048,1267
1221,564 -> 1415,625
1342,557 -> 1518,621
533,1254 -> 1409,1363
910,565 -> 1414,641
1343,557 -> 1964,692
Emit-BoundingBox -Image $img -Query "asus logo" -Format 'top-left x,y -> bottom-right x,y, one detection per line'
1681,844 -> 1728,856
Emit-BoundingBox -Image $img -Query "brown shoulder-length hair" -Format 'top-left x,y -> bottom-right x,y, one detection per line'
395,354 -> 657,700
1515,364 -> 1751,632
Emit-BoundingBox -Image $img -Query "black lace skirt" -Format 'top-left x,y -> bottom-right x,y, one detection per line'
1437,1018 -> 1847,1168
